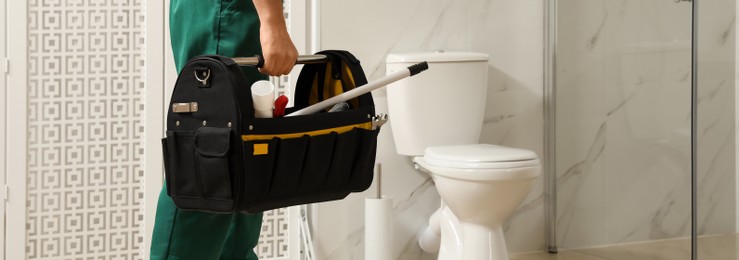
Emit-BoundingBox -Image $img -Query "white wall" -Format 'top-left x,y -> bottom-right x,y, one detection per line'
555,0 -> 736,250
695,0 -> 736,238
313,1 -> 545,258
555,0 -> 693,248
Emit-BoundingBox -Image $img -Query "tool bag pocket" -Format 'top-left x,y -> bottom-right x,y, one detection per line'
162,127 -> 237,212
237,109 -> 379,212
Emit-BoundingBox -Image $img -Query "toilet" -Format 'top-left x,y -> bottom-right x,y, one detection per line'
386,52 -> 541,260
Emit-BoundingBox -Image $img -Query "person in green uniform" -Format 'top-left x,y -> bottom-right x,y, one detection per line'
150,0 -> 297,259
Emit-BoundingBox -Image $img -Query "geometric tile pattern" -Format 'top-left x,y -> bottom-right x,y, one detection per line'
271,71 -> 291,99
258,208 -> 291,259
27,0 -> 146,259
26,0 -> 294,258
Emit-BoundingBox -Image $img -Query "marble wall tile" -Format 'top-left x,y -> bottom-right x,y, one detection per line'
312,0 -> 735,257
555,0 -> 735,251
316,0 -> 546,258
695,0 -> 736,237
555,0 -> 693,248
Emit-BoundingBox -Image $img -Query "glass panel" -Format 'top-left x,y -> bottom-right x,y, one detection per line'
554,1 -> 693,258
695,0 -> 736,259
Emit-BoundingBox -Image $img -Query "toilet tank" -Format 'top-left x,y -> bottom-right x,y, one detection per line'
386,52 -> 489,156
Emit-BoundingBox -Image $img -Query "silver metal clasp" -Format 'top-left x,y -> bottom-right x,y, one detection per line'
194,68 -> 211,86
172,102 -> 199,113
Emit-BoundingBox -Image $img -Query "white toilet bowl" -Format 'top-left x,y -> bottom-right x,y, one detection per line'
415,144 -> 540,260
384,52 -> 539,259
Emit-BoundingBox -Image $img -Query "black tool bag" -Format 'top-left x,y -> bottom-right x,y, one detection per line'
162,50 -> 380,213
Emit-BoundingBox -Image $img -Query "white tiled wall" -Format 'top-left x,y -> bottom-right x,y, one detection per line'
313,0 -> 737,258
555,0 -> 735,251
695,0 -> 737,238
554,0 -> 693,249
313,0 -> 545,258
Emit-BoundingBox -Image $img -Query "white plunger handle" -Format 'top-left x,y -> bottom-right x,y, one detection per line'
286,62 -> 429,117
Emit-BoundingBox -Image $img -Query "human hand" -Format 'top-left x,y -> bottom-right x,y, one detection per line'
259,24 -> 298,76
253,0 -> 298,76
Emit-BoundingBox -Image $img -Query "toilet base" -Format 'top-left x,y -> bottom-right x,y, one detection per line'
457,223 -> 508,260
426,204 -> 509,260
411,153 -> 539,260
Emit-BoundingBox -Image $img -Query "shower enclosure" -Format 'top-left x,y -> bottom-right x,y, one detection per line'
546,0 -> 736,258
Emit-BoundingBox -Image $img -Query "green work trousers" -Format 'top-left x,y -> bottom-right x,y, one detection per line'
151,0 -> 266,259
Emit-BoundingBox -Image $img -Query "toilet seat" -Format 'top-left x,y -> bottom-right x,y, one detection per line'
423,144 -> 540,169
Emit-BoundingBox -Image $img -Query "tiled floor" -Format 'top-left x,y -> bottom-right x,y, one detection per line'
510,234 -> 738,260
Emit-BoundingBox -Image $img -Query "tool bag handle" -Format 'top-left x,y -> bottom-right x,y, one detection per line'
232,54 -> 329,67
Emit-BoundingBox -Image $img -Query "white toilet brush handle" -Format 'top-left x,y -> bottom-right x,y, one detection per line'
286,62 -> 429,117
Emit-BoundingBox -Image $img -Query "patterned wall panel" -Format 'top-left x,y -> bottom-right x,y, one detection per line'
258,208 -> 291,259
27,0 -> 296,259
27,0 -> 146,259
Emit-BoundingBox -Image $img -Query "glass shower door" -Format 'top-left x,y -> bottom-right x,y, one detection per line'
694,0 -> 736,259
552,0 -> 693,258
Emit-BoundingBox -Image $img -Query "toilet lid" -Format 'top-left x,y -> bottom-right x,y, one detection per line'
423,144 -> 540,169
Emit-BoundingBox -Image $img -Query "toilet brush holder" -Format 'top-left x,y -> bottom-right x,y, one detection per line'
365,196 -> 393,260
365,163 -> 394,260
